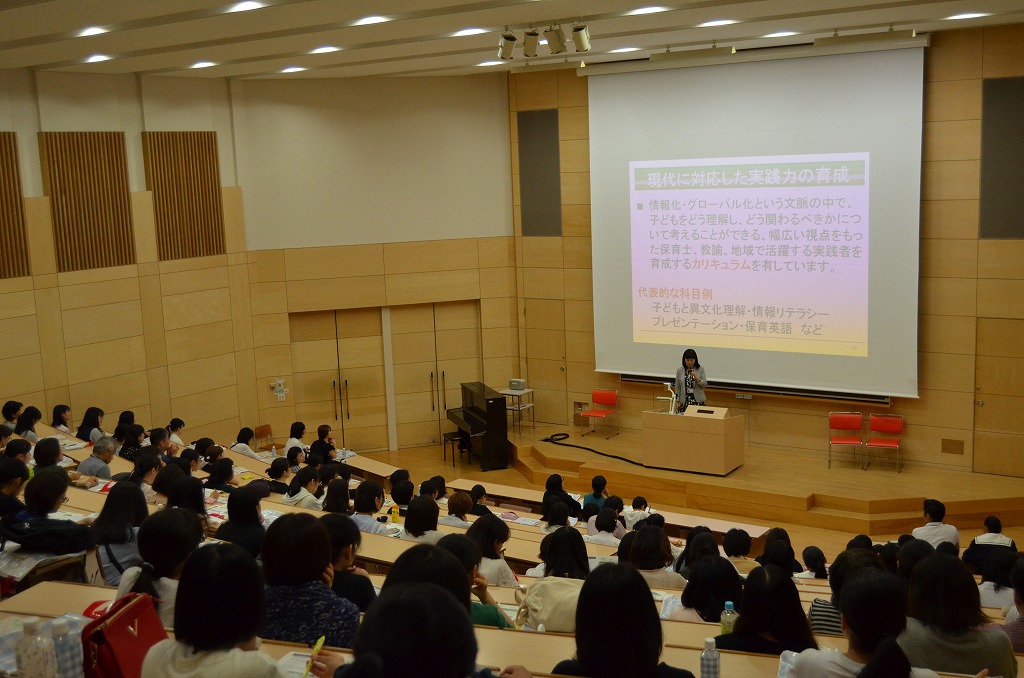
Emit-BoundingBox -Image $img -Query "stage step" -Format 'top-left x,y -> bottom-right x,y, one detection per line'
514,454 -> 579,486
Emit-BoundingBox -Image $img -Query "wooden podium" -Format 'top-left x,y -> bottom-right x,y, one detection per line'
641,407 -> 745,476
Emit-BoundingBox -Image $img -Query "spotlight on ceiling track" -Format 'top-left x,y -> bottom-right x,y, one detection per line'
571,23 -> 591,52
814,28 -> 917,47
523,28 -> 540,57
544,25 -> 568,54
498,29 -> 517,60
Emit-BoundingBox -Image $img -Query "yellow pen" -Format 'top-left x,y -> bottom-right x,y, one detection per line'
303,635 -> 326,678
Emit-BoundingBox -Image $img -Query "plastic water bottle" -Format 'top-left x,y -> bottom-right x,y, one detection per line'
700,637 -> 720,678
270,445 -> 277,458
51,617 -> 84,678
720,600 -> 738,634
16,616 -> 56,678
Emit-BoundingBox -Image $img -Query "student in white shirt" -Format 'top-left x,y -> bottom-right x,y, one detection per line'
466,514 -> 518,587
283,421 -> 308,457
50,404 -> 72,434
230,427 -> 261,459
166,418 -> 186,447
349,480 -> 389,535
583,508 -> 622,547
281,466 -> 323,510
911,498 -> 960,549
400,495 -> 444,544
438,491 -> 473,528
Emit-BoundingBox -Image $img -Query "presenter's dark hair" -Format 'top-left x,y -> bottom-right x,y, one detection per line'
575,564 -> 663,678
629,526 -> 674,570
175,542 -> 264,652
466,514 -> 510,560
682,348 -> 700,368
383,544 -> 470,610
723,528 -> 752,557
353,480 -> 384,513
543,526 -> 590,580
262,513 -> 331,586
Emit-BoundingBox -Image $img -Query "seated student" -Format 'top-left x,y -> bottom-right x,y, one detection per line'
203,458 -> 238,495
201,445 -> 226,473
92,482 -> 148,585
388,468 -> 410,490
401,495 -> 444,544
265,457 -> 290,494
466,514 -> 518,587
674,531 -> 719,580
390,479 -> 414,516
229,427 -> 261,459
118,424 -> 147,462
586,495 -> 626,539
321,513 -> 377,612
439,490 -> 473,528
761,539 -> 799,574
878,541 -> 901,575
286,445 -> 305,473
2,400 -> 22,430
0,425 -> 13,453
166,476 -> 212,536
116,507 -> 205,628
309,424 -> 337,461
808,548 -> 881,636
554,563 -> 696,678
141,542 -> 344,678
582,475 -> 608,510
963,515 -> 1017,574
9,473 -> 96,549
322,479 -> 351,514
152,465 -> 186,501
77,436 -> 116,480
127,452 -> 162,503
429,475 -> 448,500
419,479 -> 438,500
50,404 -> 72,434
14,405 -> 42,444
715,565 -> 817,655
847,534 -> 873,551
350,481 -> 388,535
911,498 -> 960,550
935,541 -> 959,557
3,438 -> 31,464
261,513 -> 360,649
436,534 -> 516,629
583,508 -> 622,547
627,526 -> 687,589
314,463 -> 338,498
148,427 -> 176,460
668,556 -> 743,623
637,513 -> 683,558
165,418 -> 185,447
177,448 -> 200,476
337,582 -> 530,678
543,473 -> 581,518
723,528 -> 758,575
33,437 -> 98,488
788,569 -> 943,678
899,553 -> 1016,677
517,526 -> 590,632
282,465 -> 323,510
214,487 -> 265,558
283,421 -> 308,456
978,548 -> 1019,610
469,483 -> 493,516
117,410 -> 136,429
994,558 -> 1024,652
192,437 -> 214,463
75,406 -> 105,443
0,457 -> 29,520
305,452 -> 325,474
897,539 -> 935,583
541,498 -> 571,535
622,496 -> 649,529
753,526 -> 803,574
524,532 -> 555,578
797,545 -> 828,579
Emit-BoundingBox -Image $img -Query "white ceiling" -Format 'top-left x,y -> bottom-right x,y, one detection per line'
1,0 -> 1021,79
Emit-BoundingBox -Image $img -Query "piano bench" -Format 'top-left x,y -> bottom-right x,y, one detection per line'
442,431 -> 462,468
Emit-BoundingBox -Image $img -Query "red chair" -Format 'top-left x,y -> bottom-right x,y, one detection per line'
580,389 -> 618,438
864,414 -> 904,472
828,412 -> 864,469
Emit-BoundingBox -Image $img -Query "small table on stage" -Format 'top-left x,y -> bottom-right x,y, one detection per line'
499,388 -> 534,434
642,407 -> 745,475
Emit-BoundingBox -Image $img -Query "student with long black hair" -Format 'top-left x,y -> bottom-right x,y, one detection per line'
282,465 -> 322,510
321,513 -> 376,612
214,487 -> 265,558
204,458 -> 237,494
50,404 -> 72,433
13,406 -> 41,444
714,565 -> 816,655
116,508 -> 204,627
466,514 -> 517,587
76,406 -> 106,443
91,482 -> 148,585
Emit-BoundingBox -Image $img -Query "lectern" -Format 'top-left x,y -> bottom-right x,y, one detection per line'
641,406 -> 745,475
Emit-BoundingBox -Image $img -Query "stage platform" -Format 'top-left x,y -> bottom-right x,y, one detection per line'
508,425 -> 1024,536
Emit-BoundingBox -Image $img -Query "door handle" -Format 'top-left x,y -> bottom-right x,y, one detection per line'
344,379 -> 350,420
441,370 -> 447,410
332,380 -> 338,420
430,371 -> 435,412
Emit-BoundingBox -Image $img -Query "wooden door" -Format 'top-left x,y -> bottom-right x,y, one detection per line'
336,308 -> 388,451
973,318 -> 1024,477
391,304 -> 441,447
289,311 -> 342,432
434,300 -> 483,437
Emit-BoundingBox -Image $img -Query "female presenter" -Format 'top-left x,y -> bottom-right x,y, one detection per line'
675,348 -> 706,412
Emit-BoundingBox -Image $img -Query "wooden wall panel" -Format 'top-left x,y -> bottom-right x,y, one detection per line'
142,132 -> 225,261
0,133 -> 31,279
38,132 -> 135,273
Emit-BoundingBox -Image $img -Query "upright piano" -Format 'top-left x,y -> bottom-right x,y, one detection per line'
446,382 -> 509,471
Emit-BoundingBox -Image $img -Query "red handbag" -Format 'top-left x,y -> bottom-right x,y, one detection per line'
81,593 -> 168,678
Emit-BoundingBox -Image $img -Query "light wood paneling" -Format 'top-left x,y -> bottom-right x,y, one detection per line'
522,268 -> 564,300
982,24 -> 1024,78
924,79 -> 982,122
919,314 -> 976,354
521,237 -> 563,269
59,277 -> 140,310
559,139 -> 589,173
0,353 -> 44,397
159,267 -> 229,296
130,192 -> 159,265
390,304 -> 434,334
922,120 -> 981,162
919,352 -> 974,393
66,335 -> 147,384
512,71 -> 558,111
479,267 -> 516,298
977,318 -> 1024,357
222,187 -> 246,255
167,353 -> 237,398
0,315 -> 40,360
384,240 -> 479,275
165,320 -> 235,365
292,369 -> 338,405
975,394 -> 1024,435
254,344 -> 293,379
524,299 -> 565,331
254,312 -> 290,348
921,161 -> 980,201
289,311 -> 336,343
234,349 -> 259,426
919,277 -> 977,317
974,431 -> 1024,476
482,327 -> 518,357
284,245 -> 385,280
976,356 -> 1024,397
228,263 -> 254,352
436,328 -> 481,361
171,384 -> 239,428
336,307 -> 382,338
138,274 -> 167,369
162,288 -> 232,330
563,269 -> 593,300
525,328 -> 565,361
565,330 -> 595,363
62,299 -> 144,348
925,28 -> 983,81
977,280 -> 1024,319
920,200 -> 979,240
480,297 -> 517,329
291,339 -> 338,374
558,107 -> 589,141
562,237 -> 591,269
385,270 -> 480,306
70,370 -> 149,417
141,131 -> 225,261
0,132 -> 31,279
560,172 -> 590,205
34,286 -> 68,390
286,277 -> 387,312
556,69 -> 587,108
477,237 -> 515,268
23,197 -> 57,277
38,132 -> 135,273
978,240 -> 1024,279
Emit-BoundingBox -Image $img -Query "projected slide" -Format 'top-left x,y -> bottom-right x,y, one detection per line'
630,153 -> 869,357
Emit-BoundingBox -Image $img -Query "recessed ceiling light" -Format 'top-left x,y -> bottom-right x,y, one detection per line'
453,28 -> 488,37
698,19 -> 739,28
610,47 -> 642,53
281,67 -> 306,73
477,61 -> 503,67
78,27 -> 107,37
353,15 -> 389,26
84,54 -> 111,63
943,12 -> 991,20
191,61 -> 217,69
309,46 -> 341,54
626,6 -> 670,15
539,39 -> 548,45
227,1 -> 263,12
763,31 -> 798,38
